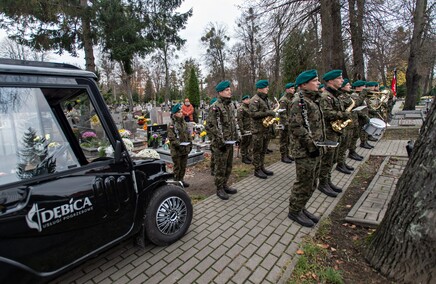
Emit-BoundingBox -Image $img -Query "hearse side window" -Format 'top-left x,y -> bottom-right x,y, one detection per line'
63,91 -> 111,163
0,87 -> 80,186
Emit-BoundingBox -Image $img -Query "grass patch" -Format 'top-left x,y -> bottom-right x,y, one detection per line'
289,240 -> 344,284
190,194 -> 207,204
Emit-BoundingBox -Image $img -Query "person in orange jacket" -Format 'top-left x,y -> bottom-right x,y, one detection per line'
182,98 -> 195,122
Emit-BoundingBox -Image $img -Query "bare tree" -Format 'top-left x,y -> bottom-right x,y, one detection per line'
0,38 -> 50,61
404,0 -> 428,109
201,22 -> 230,80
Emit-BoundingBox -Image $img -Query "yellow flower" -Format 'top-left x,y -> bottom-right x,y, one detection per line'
200,131 -> 207,137
91,114 -> 100,126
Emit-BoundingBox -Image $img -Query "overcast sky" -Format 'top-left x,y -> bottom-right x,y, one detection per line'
1,0 -> 246,69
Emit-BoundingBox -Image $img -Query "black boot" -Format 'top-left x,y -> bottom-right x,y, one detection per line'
254,168 -> 267,179
288,210 -> 315,227
242,157 -> 252,164
318,181 -> 338,197
328,181 -> 343,193
261,166 -> 274,176
182,181 -> 190,188
368,135 -> 378,142
217,188 -> 229,200
287,155 -> 295,161
348,151 -> 363,161
224,185 -> 237,194
360,142 -> 372,149
302,208 -> 320,223
336,163 -> 352,174
345,163 -> 354,171
281,155 -> 293,164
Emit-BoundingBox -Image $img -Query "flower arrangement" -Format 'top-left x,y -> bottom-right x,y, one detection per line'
134,148 -> 161,159
122,138 -> 134,152
90,114 -> 100,126
82,131 -> 97,141
200,131 -> 207,138
136,116 -> 150,126
148,133 -> 162,149
118,129 -> 131,138
149,133 -> 161,142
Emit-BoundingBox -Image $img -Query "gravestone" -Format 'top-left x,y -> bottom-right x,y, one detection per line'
148,124 -> 168,147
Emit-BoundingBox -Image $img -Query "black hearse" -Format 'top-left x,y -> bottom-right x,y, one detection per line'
0,59 -> 192,282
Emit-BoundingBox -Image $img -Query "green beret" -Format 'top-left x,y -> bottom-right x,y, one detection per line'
341,79 -> 350,88
285,82 -> 295,89
352,80 -> 366,87
366,81 -> 378,87
295,69 -> 318,87
215,80 -> 231,92
255,80 -> 269,89
242,95 -> 250,101
380,86 -> 386,91
210,97 -> 218,105
318,84 -> 325,89
322,69 -> 342,81
171,103 -> 182,114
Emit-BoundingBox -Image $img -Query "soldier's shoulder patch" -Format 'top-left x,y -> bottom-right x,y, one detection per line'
169,125 -> 174,128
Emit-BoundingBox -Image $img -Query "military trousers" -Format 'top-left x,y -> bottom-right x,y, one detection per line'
319,133 -> 340,182
171,154 -> 188,182
240,135 -> 252,160
252,132 -> 268,170
289,155 -> 322,213
337,127 -> 352,164
279,127 -> 290,157
214,144 -> 234,189
348,124 -> 360,152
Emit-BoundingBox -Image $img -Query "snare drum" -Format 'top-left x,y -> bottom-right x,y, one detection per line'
364,118 -> 386,137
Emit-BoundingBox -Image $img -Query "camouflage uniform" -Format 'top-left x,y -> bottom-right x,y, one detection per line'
167,115 -> 192,182
348,92 -> 369,153
288,90 -> 326,213
336,91 -> 355,165
319,87 -> 350,184
249,93 -> 274,171
279,92 -> 293,159
206,97 -> 238,190
236,102 -> 252,162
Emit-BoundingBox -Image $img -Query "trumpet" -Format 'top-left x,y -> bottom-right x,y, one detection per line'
331,98 -> 355,133
263,97 -> 282,127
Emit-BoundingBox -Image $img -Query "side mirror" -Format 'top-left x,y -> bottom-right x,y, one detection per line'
114,140 -> 123,163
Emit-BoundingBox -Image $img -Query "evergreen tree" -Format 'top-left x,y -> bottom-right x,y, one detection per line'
185,67 -> 200,108
16,127 -> 56,180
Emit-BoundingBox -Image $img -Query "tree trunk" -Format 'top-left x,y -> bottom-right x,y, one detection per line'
366,99 -> 436,283
348,0 -> 365,81
163,44 -> 170,104
404,0 -> 427,110
320,0 -> 346,75
80,0 -> 95,73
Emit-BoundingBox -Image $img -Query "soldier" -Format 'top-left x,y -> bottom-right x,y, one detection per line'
167,103 -> 192,187
249,80 -> 276,179
318,69 -> 351,197
237,95 -> 253,164
206,81 -> 239,200
318,84 -> 325,93
347,80 -> 366,160
335,79 -> 355,174
363,81 -> 381,143
209,97 -> 218,175
279,82 -> 295,163
288,70 -> 326,227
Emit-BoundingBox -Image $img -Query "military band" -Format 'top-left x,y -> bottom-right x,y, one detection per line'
202,71 -> 388,227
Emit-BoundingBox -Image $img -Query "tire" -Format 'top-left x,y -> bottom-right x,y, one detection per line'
144,184 -> 193,246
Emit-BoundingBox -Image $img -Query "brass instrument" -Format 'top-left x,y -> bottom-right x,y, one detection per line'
366,90 -> 390,110
331,98 -> 355,133
262,97 -> 281,127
